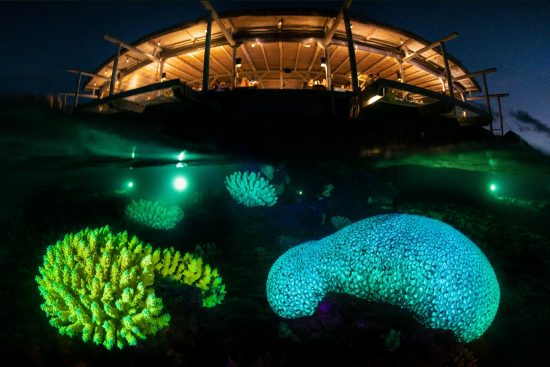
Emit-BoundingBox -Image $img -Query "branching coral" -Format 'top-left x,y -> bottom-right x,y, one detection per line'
225,171 -> 278,207
125,199 -> 183,230
267,214 -> 500,342
36,226 -> 226,350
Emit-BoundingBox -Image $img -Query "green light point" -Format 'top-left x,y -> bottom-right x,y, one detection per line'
127,181 -> 134,189
173,176 -> 188,191
489,183 -> 497,192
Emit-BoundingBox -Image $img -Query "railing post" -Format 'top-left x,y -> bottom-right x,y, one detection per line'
231,45 -> 237,89
74,72 -> 82,108
439,42 -> 454,98
482,73 -> 493,133
343,8 -> 359,96
202,12 -> 213,93
496,96 -> 504,136
109,42 -> 121,96
324,46 -> 332,90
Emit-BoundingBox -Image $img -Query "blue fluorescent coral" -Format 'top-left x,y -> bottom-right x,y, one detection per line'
267,214 -> 500,342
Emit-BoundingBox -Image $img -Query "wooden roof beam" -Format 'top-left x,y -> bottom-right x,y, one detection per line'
307,43 -> 322,72
67,68 -> 110,80
173,55 -> 203,77
402,32 -> 458,62
454,67 -> 497,81
240,44 -> 257,74
293,43 -> 301,71
466,93 -> 509,101
324,0 -> 353,45
200,0 -> 236,47
103,34 -> 159,62
259,42 -> 270,71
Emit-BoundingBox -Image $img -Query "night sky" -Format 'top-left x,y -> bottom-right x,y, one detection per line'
1,1 -> 549,153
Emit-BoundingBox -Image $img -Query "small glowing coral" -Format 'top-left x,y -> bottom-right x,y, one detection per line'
125,199 -> 183,230
36,226 -> 226,349
225,171 -> 278,207
267,214 -> 500,342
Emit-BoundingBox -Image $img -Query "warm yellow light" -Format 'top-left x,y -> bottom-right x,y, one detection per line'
304,43 -> 311,48
367,95 -> 383,105
157,41 -> 161,46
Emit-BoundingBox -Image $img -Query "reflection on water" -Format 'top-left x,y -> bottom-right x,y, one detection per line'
1,99 -> 549,366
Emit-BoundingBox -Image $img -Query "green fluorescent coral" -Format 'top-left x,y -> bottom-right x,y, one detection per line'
267,214 -> 500,342
125,199 -> 184,230
36,226 -> 226,349
225,171 -> 278,207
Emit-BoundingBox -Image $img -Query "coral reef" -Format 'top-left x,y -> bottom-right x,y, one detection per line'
266,214 -> 500,342
125,199 -> 183,230
36,226 -> 225,349
225,171 -> 278,207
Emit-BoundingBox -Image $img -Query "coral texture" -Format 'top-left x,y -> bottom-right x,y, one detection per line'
225,171 -> 278,207
330,215 -> 353,229
267,214 -> 500,342
125,199 -> 183,230
36,226 -> 226,349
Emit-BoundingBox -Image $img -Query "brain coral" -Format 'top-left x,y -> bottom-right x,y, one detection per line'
225,171 -> 278,207
267,214 -> 500,342
125,199 -> 183,230
36,226 -> 226,349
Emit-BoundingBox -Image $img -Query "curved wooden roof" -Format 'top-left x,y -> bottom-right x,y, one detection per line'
84,9 -> 480,96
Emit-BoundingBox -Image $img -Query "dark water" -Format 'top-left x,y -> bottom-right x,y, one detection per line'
1,100 -> 550,366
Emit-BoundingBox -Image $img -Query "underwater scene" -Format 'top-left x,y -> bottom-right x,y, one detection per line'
2,100 -> 550,366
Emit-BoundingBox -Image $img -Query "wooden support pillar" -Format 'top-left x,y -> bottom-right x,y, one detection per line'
496,96 -> 504,136
439,42 -> 453,98
324,46 -> 332,90
279,41 -> 283,89
482,73 -> 493,133
231,46 -> 237,89
202,13 -> 213,93
109,42 -> 121,96
158,58 -> 165,81
343,8 -> 359,95
74,72 -> 82,108
398,60 -> 405,83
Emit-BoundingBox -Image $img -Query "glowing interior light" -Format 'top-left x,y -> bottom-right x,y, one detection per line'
177,150 -> 186,161
173,176 -> 188,191
176,162 -> 186,168
367,95 -> 383,105
127,181 -> 134,188
489,183 -> 497,192
298,190 -> 303,195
